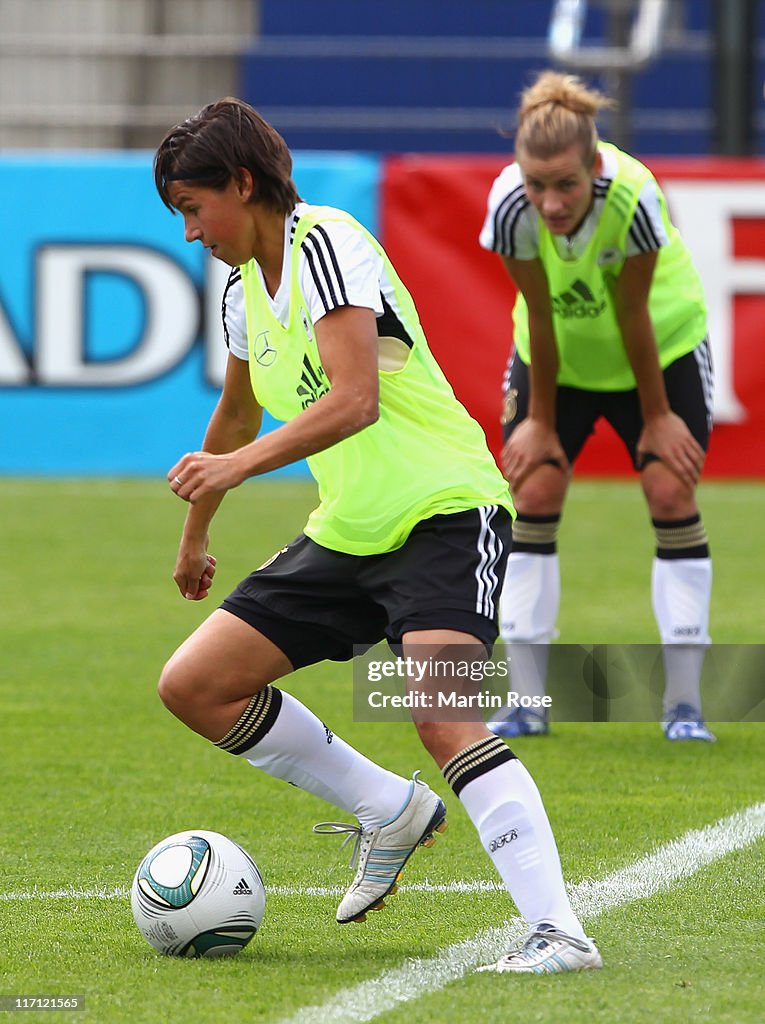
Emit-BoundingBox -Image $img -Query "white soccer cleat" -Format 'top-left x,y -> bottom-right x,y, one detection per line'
478,925 -> 603,974
313,772 -> 447,924
662,703 -> 716,742
487,707 -> 550,738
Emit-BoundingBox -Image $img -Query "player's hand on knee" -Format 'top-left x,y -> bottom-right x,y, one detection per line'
502,420 -> 568,489
638,413 -> 705,488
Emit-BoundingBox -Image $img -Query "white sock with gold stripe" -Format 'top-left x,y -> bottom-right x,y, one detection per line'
444,738 -> 584,937
217,686 -> 411,829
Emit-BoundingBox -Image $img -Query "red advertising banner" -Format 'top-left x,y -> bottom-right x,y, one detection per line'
381,156 -> 765,476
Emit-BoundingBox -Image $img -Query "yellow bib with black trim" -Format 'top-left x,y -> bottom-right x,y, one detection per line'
512,143 -> 707,390
240,206 -> 513,554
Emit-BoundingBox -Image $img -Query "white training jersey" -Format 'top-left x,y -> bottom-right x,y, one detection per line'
479,144 -> 668,262
222,202 -> 413,361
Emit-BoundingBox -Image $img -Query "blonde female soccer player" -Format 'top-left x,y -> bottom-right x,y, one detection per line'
151,97 -> 601,973
481,71 -> 714,743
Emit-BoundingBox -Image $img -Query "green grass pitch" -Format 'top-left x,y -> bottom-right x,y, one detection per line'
1,478 -> 763,1023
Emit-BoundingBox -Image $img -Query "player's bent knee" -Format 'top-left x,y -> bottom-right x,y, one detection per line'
157,658 -> 200,715
156,664 -> 180,712
513,475 -> 566,517
642,466 -> 696,518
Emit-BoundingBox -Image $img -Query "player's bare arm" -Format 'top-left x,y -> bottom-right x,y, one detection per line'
170,304 -> 379,506
614,252 -> 704,487
499,256 -> 568,488
172,352 -> 263,599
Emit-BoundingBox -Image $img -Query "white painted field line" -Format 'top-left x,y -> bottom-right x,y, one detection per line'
0,880 -> 504,902
0,886 -> 131,902
277,801 -> 765,1024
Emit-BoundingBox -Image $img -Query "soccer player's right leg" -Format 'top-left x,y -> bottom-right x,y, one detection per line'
157,608 -> 414,837
490,467 -> 566,738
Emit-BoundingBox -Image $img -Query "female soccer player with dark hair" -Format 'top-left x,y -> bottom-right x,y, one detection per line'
151,97 -> 601,974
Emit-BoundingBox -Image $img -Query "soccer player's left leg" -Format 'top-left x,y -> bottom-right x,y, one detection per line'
643,463 -> 714,741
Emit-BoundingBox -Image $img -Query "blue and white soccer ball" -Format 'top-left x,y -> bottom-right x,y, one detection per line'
131,829 -> 266,957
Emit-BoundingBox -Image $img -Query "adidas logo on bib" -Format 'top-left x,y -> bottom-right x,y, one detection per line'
551,279 -> 607,320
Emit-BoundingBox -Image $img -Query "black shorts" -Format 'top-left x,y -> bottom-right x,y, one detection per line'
502,339 -> 714,469
220,506 -> 512,669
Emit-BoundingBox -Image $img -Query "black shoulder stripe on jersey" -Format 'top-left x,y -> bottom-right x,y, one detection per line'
313,224 -> 349,302
630,200 -> 662,251
302,244 -> 330,312
628,217 -> 651,252
220,267 -> 242,350
492,185 -> 529,255
302,225 -> 349,314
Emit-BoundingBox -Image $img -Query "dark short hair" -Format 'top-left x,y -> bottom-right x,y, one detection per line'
154,97 -> 300,213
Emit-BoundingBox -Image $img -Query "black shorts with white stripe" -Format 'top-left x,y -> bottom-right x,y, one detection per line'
220,506 -> 512,668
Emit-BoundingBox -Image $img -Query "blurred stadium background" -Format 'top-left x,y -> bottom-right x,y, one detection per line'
1,0 -> 764,477
1,0 -> 763,154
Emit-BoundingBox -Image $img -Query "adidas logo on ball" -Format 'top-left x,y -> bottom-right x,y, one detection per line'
233,878 -> 253,896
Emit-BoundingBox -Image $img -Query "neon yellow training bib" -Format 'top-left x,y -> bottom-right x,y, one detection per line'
240,206 -> 513,554
512,143 -> 707,390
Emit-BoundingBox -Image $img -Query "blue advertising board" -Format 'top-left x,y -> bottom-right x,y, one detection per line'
0,152 -> 380,475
